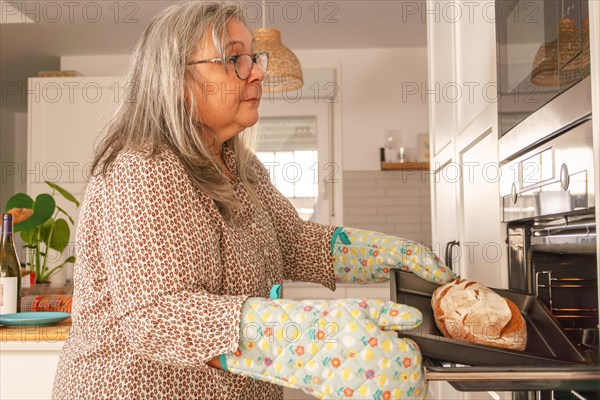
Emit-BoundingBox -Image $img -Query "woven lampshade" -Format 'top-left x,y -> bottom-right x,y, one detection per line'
253,28 -> 303,92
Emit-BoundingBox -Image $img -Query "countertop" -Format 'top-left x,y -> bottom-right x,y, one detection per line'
0,320 -> 70,351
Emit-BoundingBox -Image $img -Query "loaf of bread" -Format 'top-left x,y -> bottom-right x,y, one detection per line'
431,279 -> 527,351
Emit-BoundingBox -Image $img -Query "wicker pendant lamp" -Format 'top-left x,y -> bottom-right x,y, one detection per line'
252,1 -> 303,92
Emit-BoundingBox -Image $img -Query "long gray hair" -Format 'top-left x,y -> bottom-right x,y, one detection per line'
92,2 -> 260,221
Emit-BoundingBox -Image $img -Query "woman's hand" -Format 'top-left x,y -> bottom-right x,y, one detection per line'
220,297 -> 426,399
331,227 -> 456,285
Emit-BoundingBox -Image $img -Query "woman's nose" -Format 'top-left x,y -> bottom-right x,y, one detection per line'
247,60 -> 265,83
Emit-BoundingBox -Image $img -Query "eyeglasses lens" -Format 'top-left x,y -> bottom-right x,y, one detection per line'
235,53 -> 268,80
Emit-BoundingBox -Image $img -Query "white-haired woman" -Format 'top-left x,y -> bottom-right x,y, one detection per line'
52,2 -> 454,399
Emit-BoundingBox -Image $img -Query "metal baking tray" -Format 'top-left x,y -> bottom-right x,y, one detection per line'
390,270 -> 591,366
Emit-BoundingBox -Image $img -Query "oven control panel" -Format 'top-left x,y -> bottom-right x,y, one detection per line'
500,119 -> 595,222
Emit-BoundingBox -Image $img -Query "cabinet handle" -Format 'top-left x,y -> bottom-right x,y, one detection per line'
443,240 -> 460,271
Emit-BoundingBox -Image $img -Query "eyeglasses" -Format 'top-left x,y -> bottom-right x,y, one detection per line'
186,52 -> 269,80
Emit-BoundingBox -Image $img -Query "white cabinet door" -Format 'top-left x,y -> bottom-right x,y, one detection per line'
27,77 -> 123,188
0,346 -> 62,399
454,0 -> 497,132
430,159 -> 460,274
427,2 -> 509,398
459,128 -> 506,288
428,0 -> 503,286
427,0 -> 457,157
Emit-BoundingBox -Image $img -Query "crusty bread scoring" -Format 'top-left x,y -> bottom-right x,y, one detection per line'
431,279 -> 527,351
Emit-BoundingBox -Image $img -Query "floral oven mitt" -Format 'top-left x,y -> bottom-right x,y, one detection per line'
331,227 -> 456,285
221,297 -> 427,400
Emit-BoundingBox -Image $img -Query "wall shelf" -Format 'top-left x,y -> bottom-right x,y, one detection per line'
381,162 -> 430,171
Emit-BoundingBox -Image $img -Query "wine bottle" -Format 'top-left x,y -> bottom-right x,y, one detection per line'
1,213 -> 22,314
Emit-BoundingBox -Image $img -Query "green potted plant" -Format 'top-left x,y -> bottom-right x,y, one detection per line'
4,181 -> 79,285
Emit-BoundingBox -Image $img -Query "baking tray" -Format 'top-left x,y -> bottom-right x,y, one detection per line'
390,270 -> 591,366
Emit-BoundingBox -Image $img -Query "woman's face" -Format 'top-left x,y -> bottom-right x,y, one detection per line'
186,20 -> 264,151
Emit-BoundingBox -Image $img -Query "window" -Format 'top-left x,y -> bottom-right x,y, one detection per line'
257,116 -> 319,221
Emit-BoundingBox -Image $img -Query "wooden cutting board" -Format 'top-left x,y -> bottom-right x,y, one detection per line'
0,320 -> 71,342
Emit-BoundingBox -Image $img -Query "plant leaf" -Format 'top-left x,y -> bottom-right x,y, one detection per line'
19,225 -> 41,245
5,193 -> 34,211
62,256 -> 76,264
56,206 -> 75,225
20,229 -> 35,244
42,218 -> 70,252
39,218 -> 54,242
11,194 -> 55,233
45,181 -> 80,207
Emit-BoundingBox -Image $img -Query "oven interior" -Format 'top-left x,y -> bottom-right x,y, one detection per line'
505,213 -> 599,399
391,211 -> 600,395
508,213 -> 599,364
533,251 -> 598,361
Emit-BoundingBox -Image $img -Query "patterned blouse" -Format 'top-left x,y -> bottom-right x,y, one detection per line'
52,145 -> 337,399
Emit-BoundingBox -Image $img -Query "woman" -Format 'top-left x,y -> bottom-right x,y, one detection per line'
52,3 -> 454,399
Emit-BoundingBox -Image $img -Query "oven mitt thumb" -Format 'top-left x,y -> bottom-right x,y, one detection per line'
220,297 -> 427,399
331,227 -> 456,285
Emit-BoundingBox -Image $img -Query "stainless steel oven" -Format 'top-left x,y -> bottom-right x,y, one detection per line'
497,1 -> 597,373
496,0 -> 590,138
390,122 -> 599,397
498,114 -> 599,398
392,187 -> 599,396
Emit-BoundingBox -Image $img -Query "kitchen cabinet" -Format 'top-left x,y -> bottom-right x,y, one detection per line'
0,325 -> 67,399
426,0 -> 507,398
453,0 -> 496,134
27,77 -> 122,284
427,0 -> 505,287
28,77 -> 119,190
427,0 -> 456,157
0,344 -> 63,399
458,121 -> 505,287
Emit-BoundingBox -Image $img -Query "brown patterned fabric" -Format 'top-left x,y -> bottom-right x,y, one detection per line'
52,145 -> 336,399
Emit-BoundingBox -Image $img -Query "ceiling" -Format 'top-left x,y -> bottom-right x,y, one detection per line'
0,0 -> 427,112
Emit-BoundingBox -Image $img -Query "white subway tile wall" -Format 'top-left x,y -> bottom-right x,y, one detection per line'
342,170 -> 432,247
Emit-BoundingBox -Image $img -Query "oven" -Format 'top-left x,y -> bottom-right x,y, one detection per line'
496,0 -> 590,138
497,5 -> 598,391
498,112 -> 599,398
497,9 -> 598,394
391,159 -> 599,396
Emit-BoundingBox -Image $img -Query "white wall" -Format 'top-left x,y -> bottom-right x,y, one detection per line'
296,48 -> 429,171
62,47 -> 429,172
